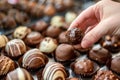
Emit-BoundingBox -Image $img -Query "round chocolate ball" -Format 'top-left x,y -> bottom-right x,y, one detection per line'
110,56 -> 120,74
46,26 -> 62,38
59,31 -> 69,43
8,9 -> 19,17
39,37 -> 58,54
22,49 -> 48,70
63,0 -> 74,8
0,12 -> 6,20
13,26 -> 31,39
0,35 -> 9,48
66,78 -> 80,80
0,55 -> 16,76
66,28 -> 84,44
25,31 -> 43,46
42,62 -> 68,80
94,70 -> 119,80
6,68 -> 33,80
55,44 -> 76,62
88,47 -> 111,65
5,39 -> 26,58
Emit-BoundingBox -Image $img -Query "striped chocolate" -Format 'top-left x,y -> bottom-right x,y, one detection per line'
5,39 -> 26,58
6,68 -> 33,80
42,62 -> 68,80
22,49 -> 48,70
0,55 -> 16,76
0,35 -> 8,48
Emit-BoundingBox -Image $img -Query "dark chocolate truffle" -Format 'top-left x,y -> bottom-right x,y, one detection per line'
94,70 -> 119,80
88,47 -> 111,64
25,32 -> 43,46
101,35 -> 120,53
22,49 -> 48,70
66,28 -> 84,44
0,55 -> 16,76
110,56 -> 120,74
55,44 -> 76,62
42,62 -> 68,80
58,31 -> 69,43
46,26 -> 62,38
0,35 -> 8,48
6,68 -> 33,80
39,37 -> 57,54
32,20 -> 48,32
13,26 -> 31,39
5,39 -> 26,58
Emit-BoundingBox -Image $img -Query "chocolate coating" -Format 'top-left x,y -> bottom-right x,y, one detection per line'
94,70 -> 119,80
0,55 -> 16,76
55,44 -> 76,61
25,32 -> 43,46
59,31 -> 69,43
5,39 -> 26,58
88,47 -> 111,64
111,56 -> 120,74
22,49 -> 48,70
72,59 -> 94,75
66,28 -> 84,44
6,68 -> 33,80
63,0 -> 74,8
0,35 -> 8,48
66,78 -> 80,80
42,62 -> 68,80
46,26 -> 62,38
13,26 -> 31,39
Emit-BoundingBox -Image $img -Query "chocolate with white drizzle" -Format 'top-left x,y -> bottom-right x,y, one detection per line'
5,39 -> 26,58
42,62 -> 68,80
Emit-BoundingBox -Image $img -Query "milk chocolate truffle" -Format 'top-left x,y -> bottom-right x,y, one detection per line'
39,37 -> 57,54
94,70 -> 119,80
71,59 -> 94,75
110,56 -> 120,74
63,0 -> 74,8
55,44 -> 76,62
13,26 -> 31,39
6,68 -> 33,80
5,39 -> 26,58
0,35 -> 8,48
66,78 -> 80,80
0,12 -> 6,20
59,31 -> 69,43
101,35 -> 120,53
22,49 -> 48,70
66,28 -> 84,44
25,32 -> 43,46
0,55 -> 16,76
42,62 -> 68,80
51,16 -> 65,27
32,20 -> 48,32
88,47 -> 111,65
46,26 -> 62,38
54,0 -> 65,12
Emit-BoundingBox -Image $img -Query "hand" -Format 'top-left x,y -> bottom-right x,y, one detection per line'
68,0 -> 120,48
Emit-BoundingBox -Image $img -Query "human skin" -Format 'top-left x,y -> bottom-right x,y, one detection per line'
68,0 -> 120,48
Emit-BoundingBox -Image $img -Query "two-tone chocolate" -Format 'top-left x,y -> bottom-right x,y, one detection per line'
0,35 -> 8,48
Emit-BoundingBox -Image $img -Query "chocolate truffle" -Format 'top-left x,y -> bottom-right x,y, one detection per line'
59,31 -> 69,43
39,37 -> 57,54
46,26 -> 62,38
66,28 -> 84,44
101,35 -> 120,53
71,59 -> 94,75
51,16 -> 65,27
110,56 -> 120,74
6,68 -> 33,80
0,35 -> 8,48
22,49 -> 48,70
0,12 -> 6,20
88,47 -> 111,64
55,44 -> 76,62
8,9 -> 19,17
94,70 -> 119,80
13,26 -> 31,39
0,55 -> 16,76
5,39 -> 26,58
63,0 -> 74,8
66,78 -> 80,80
25,32 -> 43,46
32,20 -> 48,32
42,62 -> 68,80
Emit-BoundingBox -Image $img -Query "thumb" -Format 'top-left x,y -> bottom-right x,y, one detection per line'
81,20 -> 109,48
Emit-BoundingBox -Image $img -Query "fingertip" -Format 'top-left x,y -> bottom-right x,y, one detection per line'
81,39 -> 92,48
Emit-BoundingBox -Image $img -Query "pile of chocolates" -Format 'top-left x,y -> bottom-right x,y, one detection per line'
0,0 -> 75,30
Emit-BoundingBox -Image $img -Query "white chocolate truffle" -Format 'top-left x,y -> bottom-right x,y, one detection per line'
0,35 -> 8,48
39,37 -> 57,54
